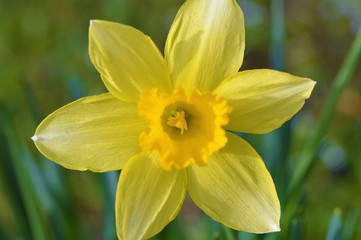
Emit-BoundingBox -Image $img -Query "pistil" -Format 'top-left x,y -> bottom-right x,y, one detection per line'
167,110 -> 188,135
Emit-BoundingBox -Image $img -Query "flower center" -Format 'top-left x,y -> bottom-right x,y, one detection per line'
138,88 -> 232,170
167,110 -> 188,135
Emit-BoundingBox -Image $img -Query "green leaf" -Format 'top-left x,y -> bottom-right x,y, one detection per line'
287,26 -> 361,198
326,208 -> 342,240
342,207 -> 359,240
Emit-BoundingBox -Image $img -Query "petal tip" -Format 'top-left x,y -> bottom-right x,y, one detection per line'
272,224 -> 281,232
89,19 -> 102,27
309,79 -> 317,86
31,135 -> 38,141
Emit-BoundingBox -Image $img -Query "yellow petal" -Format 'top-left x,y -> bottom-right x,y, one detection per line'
165,0 -> 245,92
187,132 -> 280,233
214,69 -> 316,133
32,93 -> 146,172
116,152 -> 187,240
89,20 -> 172,102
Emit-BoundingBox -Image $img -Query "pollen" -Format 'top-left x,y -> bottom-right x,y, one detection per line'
167,110 -> 188,135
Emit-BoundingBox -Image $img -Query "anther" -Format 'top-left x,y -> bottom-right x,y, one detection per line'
167,110 -> 188,135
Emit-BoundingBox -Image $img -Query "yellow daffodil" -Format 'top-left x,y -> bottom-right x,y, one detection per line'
32,0 -> 315,239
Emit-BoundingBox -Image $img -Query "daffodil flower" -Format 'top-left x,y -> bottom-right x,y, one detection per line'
32,0 -> 315,239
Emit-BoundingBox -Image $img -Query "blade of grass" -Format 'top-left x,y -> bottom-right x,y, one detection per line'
269,0 -> 285,71
286,26 -> 361,198
342,207 -> 359,240
0,112 -> 32,238
326,208 -> 342,240
3,118 -> 49,240
263,0 -> 288,202
101,171 -> 118,240
289,218 -> 303,240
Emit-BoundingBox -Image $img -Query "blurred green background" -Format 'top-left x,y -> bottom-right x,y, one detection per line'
1,0 -> 361,239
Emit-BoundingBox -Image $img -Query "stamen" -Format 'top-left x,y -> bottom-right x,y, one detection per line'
167,110 -> 188,135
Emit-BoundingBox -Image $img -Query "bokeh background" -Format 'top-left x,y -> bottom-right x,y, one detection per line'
1,0 -> 361,239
